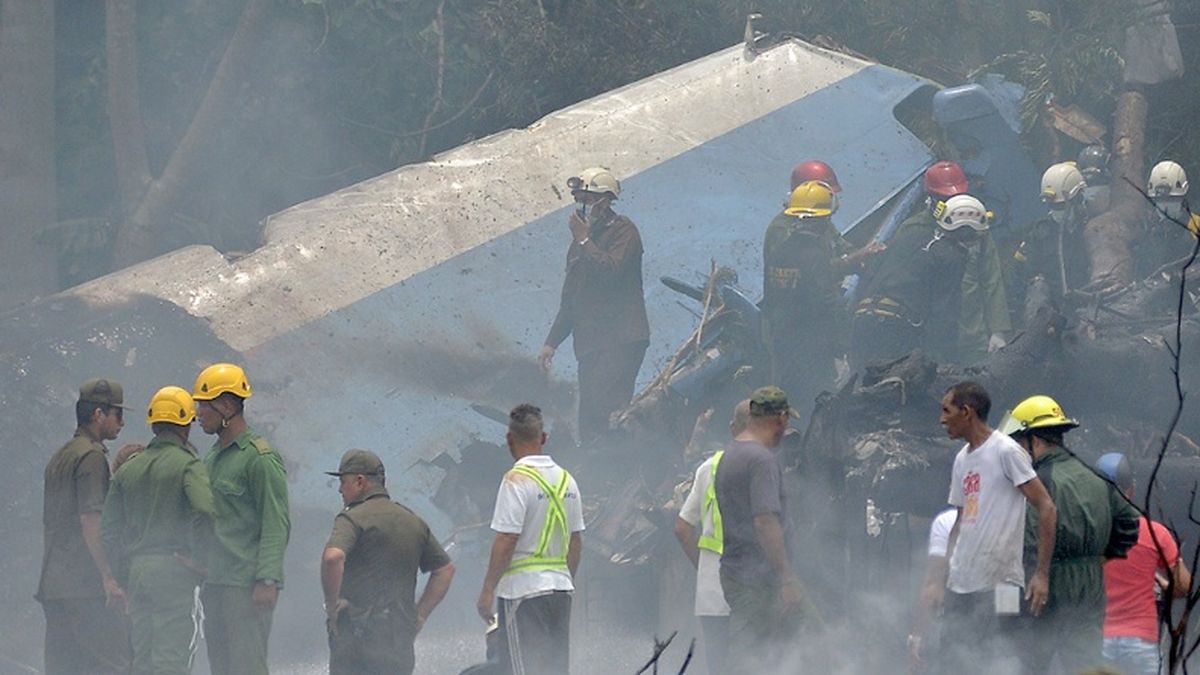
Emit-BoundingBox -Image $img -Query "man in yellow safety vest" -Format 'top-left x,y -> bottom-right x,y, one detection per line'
674,399 -> 751,674
477,403 -> 585,674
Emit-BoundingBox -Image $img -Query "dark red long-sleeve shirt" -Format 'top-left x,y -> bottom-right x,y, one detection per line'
545,212 -> 650,359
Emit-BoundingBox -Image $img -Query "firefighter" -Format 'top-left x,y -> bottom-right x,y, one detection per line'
1013,163 -> 1091,307
1078,145 -> 1112,218
539,168 -> 649,445
852,193 -> 989,367
1142,160 -> 1200,274
762,180 -> 879,417
897,161 -> 1011,363
101,386 -> 213,675
193,363 -> 290,675
999,395 -> 1140,675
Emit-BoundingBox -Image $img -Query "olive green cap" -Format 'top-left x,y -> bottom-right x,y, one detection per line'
79,378 -> 130,409
749,385 -> 790,417
325,449 -> 385,477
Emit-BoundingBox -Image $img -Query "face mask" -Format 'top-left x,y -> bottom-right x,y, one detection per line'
1155,199 -> 1187,223
1048,206 -> 1070,225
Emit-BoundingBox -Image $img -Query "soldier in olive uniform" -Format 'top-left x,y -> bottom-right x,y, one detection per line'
321,450 -> 456,675
36,378 -> 133,675
192,363 -> 290,675
102,386 -> 214,675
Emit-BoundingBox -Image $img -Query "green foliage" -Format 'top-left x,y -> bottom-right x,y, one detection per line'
971,1 -> 1128,132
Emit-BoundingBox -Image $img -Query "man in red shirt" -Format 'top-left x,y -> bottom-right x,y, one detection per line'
1098,452 -> 1191,675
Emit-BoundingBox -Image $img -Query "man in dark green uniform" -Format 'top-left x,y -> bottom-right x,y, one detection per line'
895,161 -> 1011,363
102,385 -> 214,675
999,395 -> 1140,674
321,450 -> 456,675
762,181 -> 879,418
36,378 -> 132,675
192,363 -> 290,675
852,194 -> 988,367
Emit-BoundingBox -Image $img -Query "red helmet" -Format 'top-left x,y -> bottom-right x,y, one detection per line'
790,160 -> 842,192
923,161 -> 969,198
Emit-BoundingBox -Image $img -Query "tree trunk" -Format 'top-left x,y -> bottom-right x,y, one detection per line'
0,0 -> 58,310
105,0 -> 151,217
112,0 -> 272,267
1085,89 -> 1148,289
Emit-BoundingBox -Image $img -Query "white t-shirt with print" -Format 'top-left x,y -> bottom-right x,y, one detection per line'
946,430 -> 1037,594
678,454 -> 732,617
490,455 -> 585,600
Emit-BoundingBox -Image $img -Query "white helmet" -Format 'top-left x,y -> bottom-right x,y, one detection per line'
935,194 -> 990,232
567,167 -> 620,199
1148,161 -> 1188,197
1040,163 -> 1086,204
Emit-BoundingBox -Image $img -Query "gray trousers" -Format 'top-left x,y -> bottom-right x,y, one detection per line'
497,591 -> 572,675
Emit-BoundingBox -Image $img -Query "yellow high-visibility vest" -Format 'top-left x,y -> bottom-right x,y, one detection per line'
697,451 -> 724,554
504,465 -> 572,575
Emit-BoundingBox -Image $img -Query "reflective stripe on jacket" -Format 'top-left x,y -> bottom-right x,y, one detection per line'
505,465 -> 572,575
698,451 -> 725,554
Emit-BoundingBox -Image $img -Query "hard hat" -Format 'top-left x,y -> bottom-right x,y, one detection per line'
1148,161 -> 1188,197
146,385 -> 196,426
567,167 -> 620,199
1096,452 -> 1134,491
784,181 -> 835,217
790,160 -> 842,192
1040,163 -> 1086,204
923,161 -> 969,198
1076,145 -> 1110,181
934,194 -> 990,232
998,394 -> 1080,436
193,363 -> 253,401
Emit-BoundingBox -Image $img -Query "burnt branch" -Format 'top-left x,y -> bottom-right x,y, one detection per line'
1125,178 -> 1200,673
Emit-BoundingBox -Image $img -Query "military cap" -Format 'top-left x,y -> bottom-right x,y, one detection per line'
79,378 -> 130,409
325,449 -> 385,477
749,385 -> 790,417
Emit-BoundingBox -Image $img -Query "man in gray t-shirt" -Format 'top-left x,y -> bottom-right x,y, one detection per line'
715,386 -> 819,668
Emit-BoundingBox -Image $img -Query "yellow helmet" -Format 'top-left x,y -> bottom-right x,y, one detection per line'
784,180 -> 836,218
998,395 -> 1079,436
193,363 -> 253,401
146,386 -> 196,426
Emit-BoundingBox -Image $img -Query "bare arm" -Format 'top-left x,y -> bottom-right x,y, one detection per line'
674,517 -> 700,568
477,533 -> 519,622
1172,559 -> 1192,598
944,509 -> 962,564
415,562 -> 455,632
753,512 -> 795,584
1018,478 -> 1057,613
911,555 -> 949,638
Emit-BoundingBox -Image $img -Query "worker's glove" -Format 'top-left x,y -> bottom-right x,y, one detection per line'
987,333 -> 1007,353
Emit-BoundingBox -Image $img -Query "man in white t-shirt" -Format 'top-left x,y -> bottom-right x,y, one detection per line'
937,381 -> 1057,672
477,404 -> 585,675
674,400 -> 750,674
